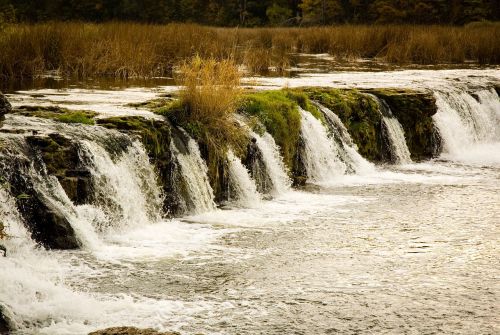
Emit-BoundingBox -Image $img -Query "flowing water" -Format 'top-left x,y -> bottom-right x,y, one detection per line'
226,150 -> 261,208
1,69 -> 499,335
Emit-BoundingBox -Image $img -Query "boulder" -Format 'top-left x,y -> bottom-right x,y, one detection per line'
0,92 -> 12,125
88,327 -> 180,335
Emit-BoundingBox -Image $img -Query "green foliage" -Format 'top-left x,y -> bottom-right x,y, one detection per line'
266,3 -> 293,26
14,106 -> 96,125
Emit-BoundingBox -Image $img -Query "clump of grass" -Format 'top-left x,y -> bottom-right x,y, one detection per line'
14,105 -> 96,125
158,56 -> 247,189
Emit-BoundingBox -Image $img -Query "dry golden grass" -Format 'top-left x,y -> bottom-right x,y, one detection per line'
0,22 -> 499,79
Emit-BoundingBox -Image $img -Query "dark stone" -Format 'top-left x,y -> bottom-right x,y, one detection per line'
88,327 -> 179,335
2,155 -> 80,250
292,135 -> 308,186
493,85 -> 500,97
245,138 -> 273,193
0,305 -> 11,334
0,92 -> 12,125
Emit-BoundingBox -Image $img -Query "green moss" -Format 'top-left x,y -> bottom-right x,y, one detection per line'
240,90 -> 302,170
304,88 -> 383,161
14,105 -> 96,125
127,98 -> 175,109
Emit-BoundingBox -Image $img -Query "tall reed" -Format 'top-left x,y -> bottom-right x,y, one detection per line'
0,22 -> 498,79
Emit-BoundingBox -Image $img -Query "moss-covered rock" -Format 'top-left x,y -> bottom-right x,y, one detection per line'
365,88 -> 441,160
304,88 -> 383,162
13,105 -> 97,125
240,90 -> 304,182
27,133 -> 92,205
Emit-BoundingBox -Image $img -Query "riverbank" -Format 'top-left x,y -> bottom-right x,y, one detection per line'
0,22 -> 499,79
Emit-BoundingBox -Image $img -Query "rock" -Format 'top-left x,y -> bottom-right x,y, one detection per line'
245,137 -> 273,192
27,134 -> 92,205
88,327 -> 180,335
0,305 -> 12,334
305,88 -> 384,162
366,88 -> 441,161
0,92 -> 12,125
3,155 -> 80,250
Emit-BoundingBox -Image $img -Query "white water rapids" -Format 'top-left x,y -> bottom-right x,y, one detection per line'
1,69 -> 499,334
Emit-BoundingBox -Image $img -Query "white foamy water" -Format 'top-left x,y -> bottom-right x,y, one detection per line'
314,103 -> 374,173
80,140 -> 163,234
252,131 -> 292,195
433,88 -> 500,165
226,149 -> 261,208
170,136 -> 217,214
299,108 -> 347,182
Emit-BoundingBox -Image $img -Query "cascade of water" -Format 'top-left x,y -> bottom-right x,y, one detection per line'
314,103 -> 374,174
370,96 -> 412,164
299,108 -> 347,183
79,140 -> 163,233
433,88 -> 500,163
226,150 -> 261,207
251,131 -> 292,195
170,135 -> 217,214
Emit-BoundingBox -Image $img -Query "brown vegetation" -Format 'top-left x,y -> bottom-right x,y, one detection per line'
0,22 -> 499,79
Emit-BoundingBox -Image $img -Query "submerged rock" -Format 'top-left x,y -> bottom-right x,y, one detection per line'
89,327 -> 180,335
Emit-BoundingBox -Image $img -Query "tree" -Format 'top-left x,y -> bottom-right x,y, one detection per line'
300,0 -> 344,25
266,2 -> 293,26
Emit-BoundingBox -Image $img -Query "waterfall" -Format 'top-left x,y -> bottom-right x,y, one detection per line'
170,135 -> 217,214
79,140 -> 163,233
433,88 -> 500,164
299,108 -> 347,183
314,103 -> 374,174
226,150 -> 261,207
371,96 -> 412,164
251,131 -> 292,195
